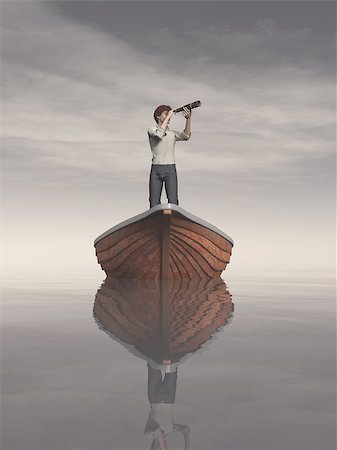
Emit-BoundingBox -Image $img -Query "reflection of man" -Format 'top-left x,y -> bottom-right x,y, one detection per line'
145,363 -> 190,450
147,105 -> 192,208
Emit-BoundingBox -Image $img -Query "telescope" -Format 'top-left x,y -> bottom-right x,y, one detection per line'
173,100 -> 201,113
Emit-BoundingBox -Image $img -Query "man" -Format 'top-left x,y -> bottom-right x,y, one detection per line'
144,363 -> 191,450
147,104 -> 191,208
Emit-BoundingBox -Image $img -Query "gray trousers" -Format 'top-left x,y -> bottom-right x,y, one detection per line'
149,164 -> 179,208
147,364 -> 177,404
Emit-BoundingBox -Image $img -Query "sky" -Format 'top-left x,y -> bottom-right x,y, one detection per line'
1,1 -> 336,280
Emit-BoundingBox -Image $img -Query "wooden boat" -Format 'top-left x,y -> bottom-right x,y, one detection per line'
94,203 -> 234,279
93,277 -> 233,367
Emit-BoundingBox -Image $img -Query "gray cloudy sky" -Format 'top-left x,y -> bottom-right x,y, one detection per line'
1,1 -> 335,280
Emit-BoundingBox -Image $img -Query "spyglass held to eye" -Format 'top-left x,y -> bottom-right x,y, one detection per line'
173,100 -> 201,113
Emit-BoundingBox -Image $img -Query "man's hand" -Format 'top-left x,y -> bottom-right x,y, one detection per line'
182,106 -> 191,119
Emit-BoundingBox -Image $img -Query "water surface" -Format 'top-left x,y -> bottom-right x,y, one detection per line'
1,275 -> 335,450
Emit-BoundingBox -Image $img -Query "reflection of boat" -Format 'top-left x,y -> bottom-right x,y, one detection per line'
93,276 -> 234,447
93,276 -> 233,368
94,203 -> 234,279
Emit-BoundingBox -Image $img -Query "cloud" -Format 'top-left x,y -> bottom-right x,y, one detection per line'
1,1 -> 335,186
138,21 -> 333,74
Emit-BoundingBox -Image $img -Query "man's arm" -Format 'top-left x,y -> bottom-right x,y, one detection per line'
173,107 -> 192,141
160,109 -> 175,132
148,127 -> 165,139
174,424 -> 191,450
151,430 -> 167,450
148,109 -> 175,140
183,106 -> 192,137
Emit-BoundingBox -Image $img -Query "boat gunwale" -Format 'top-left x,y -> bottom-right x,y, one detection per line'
94,203 -> 234,247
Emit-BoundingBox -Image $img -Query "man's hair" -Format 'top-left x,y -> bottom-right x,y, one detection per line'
153,105 -> 172,123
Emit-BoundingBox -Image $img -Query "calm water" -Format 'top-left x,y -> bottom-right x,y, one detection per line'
1,275 -> 336,450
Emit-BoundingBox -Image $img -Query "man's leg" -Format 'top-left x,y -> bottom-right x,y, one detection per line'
147,364 -> 163,403
149,165 -> 163,208
164,164 -> 179,205
147,364 -> 177,403
161,369 -> 178,403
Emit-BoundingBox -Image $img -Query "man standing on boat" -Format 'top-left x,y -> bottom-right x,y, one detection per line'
147,105 -> 192,208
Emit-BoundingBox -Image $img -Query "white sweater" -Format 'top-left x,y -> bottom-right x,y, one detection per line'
144,403 -> 175,435
148,125 -> 190,165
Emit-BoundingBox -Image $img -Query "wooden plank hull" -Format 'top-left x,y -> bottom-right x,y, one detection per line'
94,204 -> 234,279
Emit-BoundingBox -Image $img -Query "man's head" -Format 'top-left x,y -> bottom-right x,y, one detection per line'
154,105 -> 172,124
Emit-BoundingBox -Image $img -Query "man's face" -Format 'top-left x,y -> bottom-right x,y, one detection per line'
158,110 -> 170,125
